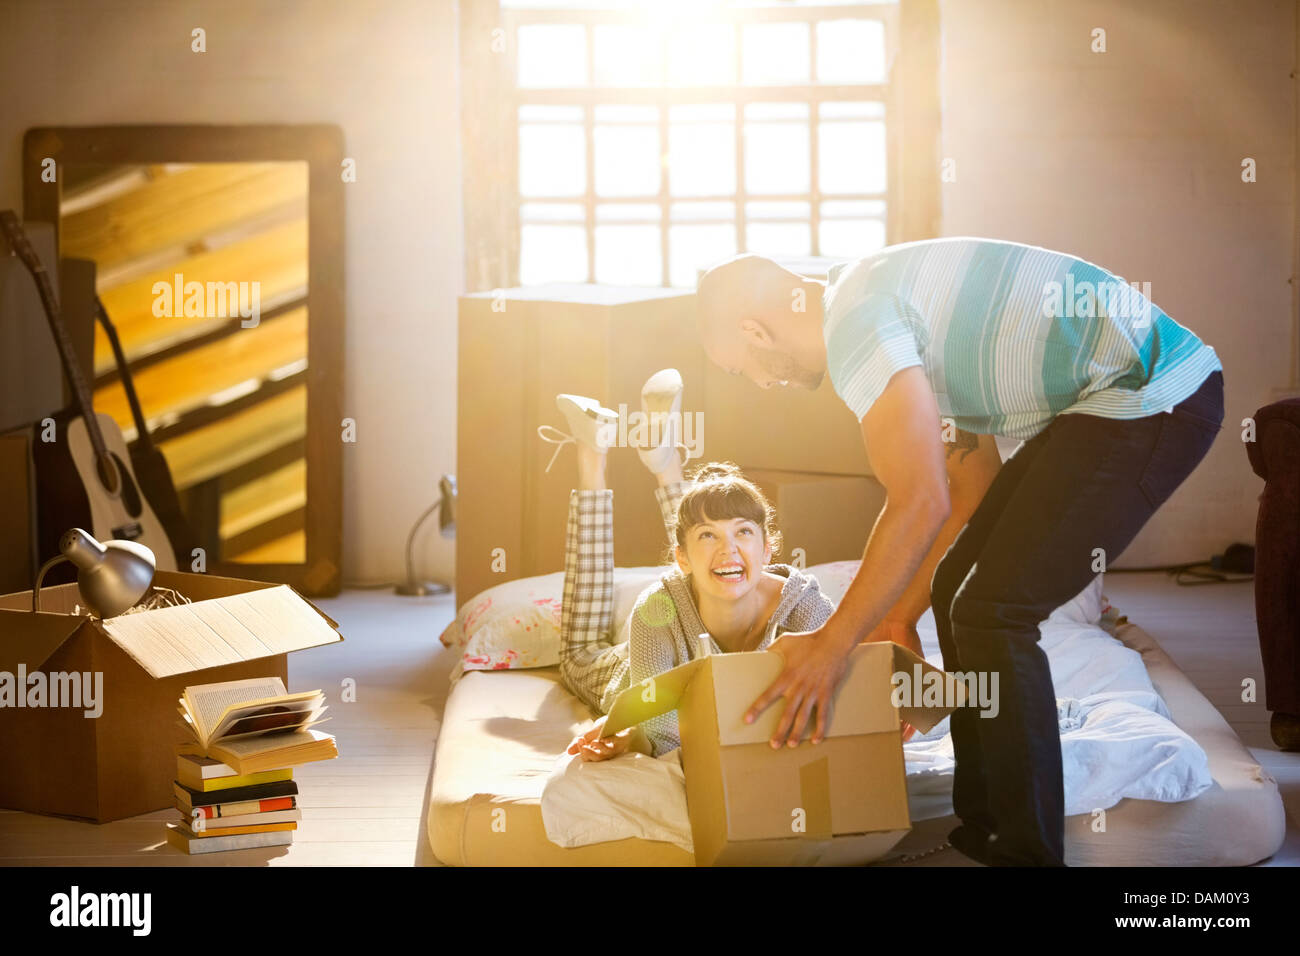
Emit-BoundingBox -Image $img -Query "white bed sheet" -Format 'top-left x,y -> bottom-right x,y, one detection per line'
541,594 -> 1213,851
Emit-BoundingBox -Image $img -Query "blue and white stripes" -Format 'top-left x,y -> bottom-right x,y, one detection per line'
822,236 -> 1222,439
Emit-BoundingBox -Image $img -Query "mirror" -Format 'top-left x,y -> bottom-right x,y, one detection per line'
24,126 -> 344,594
62,161 -> 310,565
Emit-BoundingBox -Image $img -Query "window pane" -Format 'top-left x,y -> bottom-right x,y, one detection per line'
742,23 -> 810,85
821,199 -> 887,219
819,120 -> 886,194
671,200 -> 734,221
746,222 -> 810,257
817,20 -> 887,84
670,224 -> 736,288
747,200 -> 809,221
669,105 -> 735,197
667,23 -> 735,85
746,101 -> 808,121
594,122 -> 660,197
521,202 -> 584,222
519,104 -> 584,123
819,219 -> 886,258
594,224 -> 661,285
594,24 -> 663,87
596,202 -> 660,222
518,25 -> 587,87
820,100 -> 885,119
745,109 -> 809,195
594,104 -> 656,123
519,122 -> 585,197
521,225 -> 587,283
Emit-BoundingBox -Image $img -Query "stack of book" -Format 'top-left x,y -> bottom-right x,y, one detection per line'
165,677 -> 338,855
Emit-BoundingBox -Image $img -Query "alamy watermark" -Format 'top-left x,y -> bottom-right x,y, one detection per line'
613,403 -> 704,459
1041,275 -> 1154,328
152,273 -> 261,328
0,666 -> 103,718
890,664 -> 999,719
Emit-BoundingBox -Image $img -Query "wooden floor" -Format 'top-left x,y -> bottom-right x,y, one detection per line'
0,572 -> 1295,866
0,587 -> 458,866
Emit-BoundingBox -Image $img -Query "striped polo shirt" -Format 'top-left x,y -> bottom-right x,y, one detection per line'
822,237 -> 1222,440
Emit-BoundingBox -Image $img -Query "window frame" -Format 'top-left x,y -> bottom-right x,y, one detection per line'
504,3 -> 904,287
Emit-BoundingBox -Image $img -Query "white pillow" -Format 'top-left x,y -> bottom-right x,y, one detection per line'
442,567 -> 665,672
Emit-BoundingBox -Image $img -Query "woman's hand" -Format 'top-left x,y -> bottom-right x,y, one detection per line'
566,716 -> 637,762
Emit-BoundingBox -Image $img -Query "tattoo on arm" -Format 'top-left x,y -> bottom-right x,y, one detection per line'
942,425 -> 979,463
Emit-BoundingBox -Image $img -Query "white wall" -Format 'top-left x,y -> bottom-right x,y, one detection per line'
0,0 -> 463,587
2,0 -> 1289,580
940,0 -> 1295,566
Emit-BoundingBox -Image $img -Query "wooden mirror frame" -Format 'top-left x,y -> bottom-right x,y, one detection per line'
23,124 -> 345,595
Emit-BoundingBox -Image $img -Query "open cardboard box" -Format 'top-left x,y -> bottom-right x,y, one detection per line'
603,642 -> 960,866
0,569 -> 343,822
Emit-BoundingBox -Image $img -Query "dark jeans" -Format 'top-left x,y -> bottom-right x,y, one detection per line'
932,371 -> 1224,866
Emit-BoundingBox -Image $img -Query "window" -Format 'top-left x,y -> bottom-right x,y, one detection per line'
501,1 -> 901,287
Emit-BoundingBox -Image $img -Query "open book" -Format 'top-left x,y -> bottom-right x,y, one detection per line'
177,677 -> 337,775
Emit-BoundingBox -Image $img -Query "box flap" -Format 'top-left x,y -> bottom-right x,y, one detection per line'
0,610 -> 88,673
601,656 -> 707,738
100,584 -> 343,679
891,643 -> 963,734
711,644 -> 899,745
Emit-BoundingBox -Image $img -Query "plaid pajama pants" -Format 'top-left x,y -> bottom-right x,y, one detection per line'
558,481 -> 690,714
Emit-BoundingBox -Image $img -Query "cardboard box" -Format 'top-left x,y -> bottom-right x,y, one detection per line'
744,469 -> 886,567
0,569 -> 343,822
603,643 -> 957,866
457,285 -> 705,604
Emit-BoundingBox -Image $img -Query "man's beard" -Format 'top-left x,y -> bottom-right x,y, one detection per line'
752,346 -> 825,390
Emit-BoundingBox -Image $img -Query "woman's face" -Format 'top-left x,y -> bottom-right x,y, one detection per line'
676,513 -> 771,603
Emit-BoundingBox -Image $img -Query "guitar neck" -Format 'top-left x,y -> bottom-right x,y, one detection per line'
0,211 -> 109,461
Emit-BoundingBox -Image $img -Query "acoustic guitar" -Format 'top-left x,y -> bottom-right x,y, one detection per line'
0,210 -> 177,572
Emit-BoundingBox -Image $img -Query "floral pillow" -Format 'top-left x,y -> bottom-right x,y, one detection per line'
441,567 -> 665,672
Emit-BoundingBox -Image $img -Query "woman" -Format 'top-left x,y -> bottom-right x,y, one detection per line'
538,368 -> 836,762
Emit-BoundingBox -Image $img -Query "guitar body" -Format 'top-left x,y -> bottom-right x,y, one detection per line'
34,410 -> 177,573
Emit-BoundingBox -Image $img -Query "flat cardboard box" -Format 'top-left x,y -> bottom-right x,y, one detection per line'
0,569 -> 343,822
744,469 -> 886,567
603,642 -> 958,866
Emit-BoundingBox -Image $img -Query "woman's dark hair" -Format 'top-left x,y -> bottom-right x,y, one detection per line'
670,461 -> 781,560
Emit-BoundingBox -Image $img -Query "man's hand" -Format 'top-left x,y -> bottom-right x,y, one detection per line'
864,617 -> 923,659
743,622 -> 857,748
744,365 -> 951,751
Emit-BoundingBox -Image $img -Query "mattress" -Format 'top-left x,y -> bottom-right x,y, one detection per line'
426,621 -> 1286,866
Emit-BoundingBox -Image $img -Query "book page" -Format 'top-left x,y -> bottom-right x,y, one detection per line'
213,727 -> 334,758
209,693 -> 323,740
184,677 -> 288,744
216,706 -> 329,742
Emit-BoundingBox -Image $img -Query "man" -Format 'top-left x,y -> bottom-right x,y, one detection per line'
695,236 -> 1224,866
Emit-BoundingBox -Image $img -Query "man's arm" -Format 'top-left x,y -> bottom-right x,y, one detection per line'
868,423 -> 1003,648
743,366 -> 953,746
